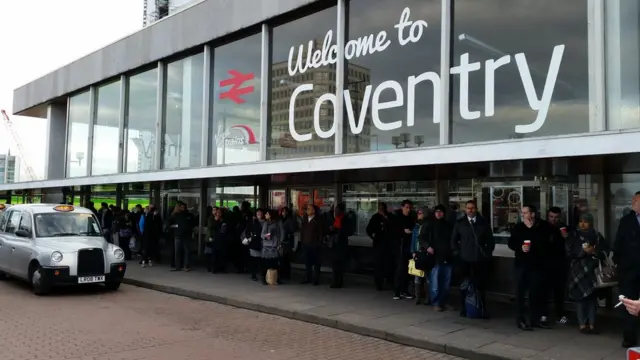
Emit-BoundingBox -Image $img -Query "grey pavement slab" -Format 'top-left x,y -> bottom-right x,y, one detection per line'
123,262 -> 628,360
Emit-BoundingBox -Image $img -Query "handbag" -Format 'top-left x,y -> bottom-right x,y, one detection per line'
408,259 -> 425,278
595,251 -> 617,288
266,269 -> 279,285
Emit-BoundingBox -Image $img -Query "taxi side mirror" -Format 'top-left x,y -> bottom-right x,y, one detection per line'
15,229 -> 31,238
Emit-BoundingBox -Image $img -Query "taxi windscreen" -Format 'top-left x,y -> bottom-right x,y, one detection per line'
34,212 -> 102,238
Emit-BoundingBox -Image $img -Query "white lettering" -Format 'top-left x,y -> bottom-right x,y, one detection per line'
289,84 -> 313,141
283,6 -> 567,140
394,7 -> 428,46
450,53 -> 481,120
407,71 -> 441,126
344,86 -> 372,134
371,81 -> 404,131
514,44 -> 565,134
484,55 -> 511,117
314,93 -> 338,139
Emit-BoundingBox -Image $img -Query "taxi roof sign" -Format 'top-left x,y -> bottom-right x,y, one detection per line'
0,204 -> 6,210
53,205 -> 74,212
628,347 -> 640,360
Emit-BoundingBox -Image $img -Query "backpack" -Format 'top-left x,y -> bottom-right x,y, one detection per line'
460,279 -> 486,319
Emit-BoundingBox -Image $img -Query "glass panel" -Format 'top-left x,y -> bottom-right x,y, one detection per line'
606,0 -> 640,129
451,0 -> 589,143
269,189 -> 286,210
343,181 -> 436,237
344,0 -> 441,153
608,174 -> 640,240
490,186 -> 523,238
91,81 -> 121,176
269,6 -> 337,160
126,69 -> 158,172
67,92 -> 91,177
163,53 -> 205,169
212,34 -> 262,165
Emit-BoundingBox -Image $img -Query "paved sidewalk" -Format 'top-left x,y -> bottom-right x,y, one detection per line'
123,263 -> 628,360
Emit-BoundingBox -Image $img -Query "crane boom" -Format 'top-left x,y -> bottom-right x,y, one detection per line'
0,109 -> 36,181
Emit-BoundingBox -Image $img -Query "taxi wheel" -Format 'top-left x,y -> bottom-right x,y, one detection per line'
0,271 -> 6,280
30,266 -> 51,296
105,281 -> 121,291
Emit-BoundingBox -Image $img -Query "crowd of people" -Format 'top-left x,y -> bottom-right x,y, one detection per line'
82,191 -> 640,348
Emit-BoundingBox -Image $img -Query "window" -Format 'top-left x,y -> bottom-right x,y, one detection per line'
451,0 -> 589,143
344,0 -> 441,153
92,81 -> 121,175
0,211 -> 9,231
606,0 -> 640,129
126,69 -> 158,172
34,213 -> 102,238
163,53 -> 205,169
67,92 -> 91,177
211,34 -> 262,165
268,6 -> 337,160
18,213 -> 32,235
4,211 -> 21,233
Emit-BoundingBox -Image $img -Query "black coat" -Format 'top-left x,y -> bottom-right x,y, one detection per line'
366,212 -> 394,249
508,220 -> 551,269
450,215 -> 495,263
614,212 -> 640,277
424,218 -> 454,264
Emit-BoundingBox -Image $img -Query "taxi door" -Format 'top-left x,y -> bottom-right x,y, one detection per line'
11,212 -> 34,279
0,210 -> 11,272
0,210 -> 22,275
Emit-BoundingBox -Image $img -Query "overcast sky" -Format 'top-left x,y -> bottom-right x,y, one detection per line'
0,0 -> 142,181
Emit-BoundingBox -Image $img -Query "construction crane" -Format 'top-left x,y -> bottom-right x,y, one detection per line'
0,109 -> 36,181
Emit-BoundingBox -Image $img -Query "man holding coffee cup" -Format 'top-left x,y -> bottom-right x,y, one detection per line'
508,205 -> 552,331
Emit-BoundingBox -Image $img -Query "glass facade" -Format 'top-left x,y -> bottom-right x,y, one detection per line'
125,68 -> 158,173
344,0 -> 441,153
268,6 -> 338,160
61,0 -> 640,179
451,0 -> 589,143
163,53 -> 205,170
67,91 -> 91,177
211,34 -> 262,165
606,0 -> 640,130
91,81 -> 121,176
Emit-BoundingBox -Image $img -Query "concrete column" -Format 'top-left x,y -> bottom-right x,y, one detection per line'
45,101 -> 68,180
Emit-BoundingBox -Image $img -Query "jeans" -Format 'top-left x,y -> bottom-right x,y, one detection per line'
430,263 -> 453,307
304,245 -> 322,283
542,264 -> 568,319
576,294 -> 597,326
174,238 -> 189,269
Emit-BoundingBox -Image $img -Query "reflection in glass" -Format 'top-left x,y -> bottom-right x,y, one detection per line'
126,69 -> 158,172
211,34 -> 262,165
343,181 -> 436,236
345,0 -> 441,153
606,0 -> 640,129
490,186 -> 523,237
67,92 -> 91,177
91,81 -> 121,176
608,174 -> 639,240
269,7 -> 337,160
452,0 -> 589,143
163,53 -> 205,169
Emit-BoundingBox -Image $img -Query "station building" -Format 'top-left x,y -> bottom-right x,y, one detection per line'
5,0 -> 640,292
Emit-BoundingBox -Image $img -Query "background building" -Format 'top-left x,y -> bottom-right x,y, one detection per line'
0,152 -> 19,184
143,0 -> 204,26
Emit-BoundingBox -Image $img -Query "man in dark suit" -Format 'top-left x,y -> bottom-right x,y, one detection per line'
451,200 -> 495,318
614,191 -> 640,348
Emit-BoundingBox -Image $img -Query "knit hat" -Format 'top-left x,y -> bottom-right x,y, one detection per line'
434,204 -> 446,213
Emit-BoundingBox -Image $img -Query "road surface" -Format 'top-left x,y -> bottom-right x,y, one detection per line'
0,280 -> 462,360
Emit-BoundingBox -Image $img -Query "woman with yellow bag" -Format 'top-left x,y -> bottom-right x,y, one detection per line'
410,208 -> 433,305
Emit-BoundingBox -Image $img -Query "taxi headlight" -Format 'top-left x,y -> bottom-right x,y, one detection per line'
51,251 -> 63,263
114,248 -> 124,260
